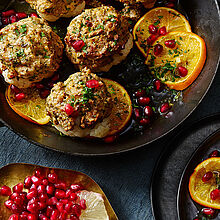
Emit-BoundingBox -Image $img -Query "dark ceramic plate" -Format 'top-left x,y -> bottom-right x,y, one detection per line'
0,0 -> 220,156
151,114 -> 220,220
177,129 -> 220,220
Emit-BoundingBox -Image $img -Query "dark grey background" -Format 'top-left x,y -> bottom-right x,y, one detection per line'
0,2 -> 220,219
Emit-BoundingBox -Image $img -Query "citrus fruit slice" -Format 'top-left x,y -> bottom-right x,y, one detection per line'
133,7 -> 192,57
189,158 -> 220,209
103,79 -> 132,136
77,190 -> 109,220
145,31 -> 206,90
6,85 -> 50,125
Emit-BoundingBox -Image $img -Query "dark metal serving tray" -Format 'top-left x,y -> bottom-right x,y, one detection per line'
0,0 -> 220,155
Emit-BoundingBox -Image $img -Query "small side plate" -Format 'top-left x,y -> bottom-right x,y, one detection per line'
0,163 -> 118,219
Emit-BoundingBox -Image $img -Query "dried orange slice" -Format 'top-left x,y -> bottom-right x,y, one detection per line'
189,158 -> 220,209
6,85 -> 50,125
145,31 -> 206,90
133,7 -> 192,57
103,79 -> 132,136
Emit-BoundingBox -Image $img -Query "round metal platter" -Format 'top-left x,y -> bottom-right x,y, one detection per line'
0,0 -> 219,156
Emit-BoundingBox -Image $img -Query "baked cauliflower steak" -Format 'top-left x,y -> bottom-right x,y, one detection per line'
26,0 -> 85,22
0,17 -> 64,88
65,6 -> 133,72
46,68 -> 113,138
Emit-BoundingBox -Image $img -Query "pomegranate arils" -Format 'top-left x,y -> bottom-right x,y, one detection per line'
46,184 -> 55,195
69,192 -> 77,201
30,13 -> 38,18
16,12 -> 27,19
144,106 -> 153,117
51,210 -> 60,220
138,97 -> 151,106
160,102 -> 170,113
70,215 -> 79,220
134,108 -> 141,119
0,185 -> 12,196
56,201 -> 64,212
147,34 -> 157,45
24,176 -> 32,189
38,201 -> 47,210
26,190 -> 37,200
72,204 -> 81,217
48,197 -> 58,206
27,214 -> 38,220
46,206 -> 53,217
148,24 -> 158,34
11,85 -> 21,94
202,171 -> 213,182
65,104 -> 74,116
10,15 -> 17,23
80,199 -> 86,210
39,193 -> 48,202
209,150 -> 219,158
104,135 -> 117,143
2,17 -> 10,25
159,26 -> 167,36
165,40 -> 176,48
86,79 -> 100,88
139,118 -> 150,126
20,213 -> 28,220
66,189 -> 72,198
48,172 -> 58,184
11,203 -> 20,213
9,214 -> 19,220
5,199 -> 13,209
154,79 -> 163,92
70,184 -> 82,192
31,176 -> 41,186
10,192 -> 19,200
35,168 -> 44,178
202,208 -> 216,216
55,189 -> 66,199
154,44 -> 163,56
59,211 -> 67,219
178,66 -> 188,77
135,89 -> 146,98
72,40 -> 85,51
41,179 -> 48,186
2,9 -> 16,17
13,183 -> 23,193
55,181 -> 67,190
165,2 -> 175,8
65,202 -> 73,213
15,93 -> 25,101
37,185 -> 46,194
210,188 -> 220,200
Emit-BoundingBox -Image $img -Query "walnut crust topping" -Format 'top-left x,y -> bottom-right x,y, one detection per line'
46,68 -> 112,131
65,6 -> 130,71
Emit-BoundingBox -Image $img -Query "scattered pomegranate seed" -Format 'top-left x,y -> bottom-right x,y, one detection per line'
139,118 -> 150,126
104,135 -> 117,143
65,104 -> 74,116
72,40 -> 85,51
30,13 -> 38,18
15,93 -> 25,101
2,17 -> 10,25
154,80 -> 163,92
138,97 -> 151,106
86,79 -> 100,88
210,188 -> 220,200
144,106 -> 153,117
165,40 -> 176,48
4,200 -> 13,209
40,89 -> 50,99
133,108 -> 141,119
13,183 -> 23,193
48,172 -> 58,184
202,208 -> 216,216
2,9 -> 16,17
159,26 -> 167,36
24,176 -> 32,189
0,185 -> 12,196
209,150 -> 219,158
165,2 -> 175,8
178,66 -> 188,77
16,12 -> 27,19
154,44 -> 163,56
10,15 -> 17,23
8,214 -> 19,220
135,89 -> 146,98
202,171 -> 213,182
80,199 -> 86,210
160,102 -> 170,114
147,34 -> 157,45
148,24 -> 158,34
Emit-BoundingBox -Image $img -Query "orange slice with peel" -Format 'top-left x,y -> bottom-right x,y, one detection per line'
103,79 -> 132,136
145,31 -> 206,90
189,158 -> 220,209
6,85 -> 50,125
133,7 -> 192,57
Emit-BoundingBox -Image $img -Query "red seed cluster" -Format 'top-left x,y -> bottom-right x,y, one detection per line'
0,168 -> 86,220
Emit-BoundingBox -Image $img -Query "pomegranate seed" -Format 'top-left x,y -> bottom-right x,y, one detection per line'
37,185 -> 46,194
30,184 -> 37,191
104,135 -> 117,143
59,211 -> 67,220
210,188 -> 220,200
38,201 -> 47,210
46,185 -> 55,195
27,214 -> 38,220
154,44 -> 163,56
139,118 -> 150,126
154,80 -> 163,92
72,40 -> 85,51
39,214 -> 48,220
16,12 -> 27,19
144,106 -> 153,117
86,79 -> 100,88
55,181 -> 67,190
65,104 -> 74,116
24,176 -> 32,189
0,185 -> 12,196
51,74 -> 59,82
160,102 -> 170,113
202,171 -> 213,182
11,85 -> 21,94
2,9 -> 16,17
40,89 -> 50,99
69,192 -> 77,201
42,179 -> 49,186
9,214 -> 19,220
13,196 -> 24,206
20,213 -> 28,220
133,108 -> 141,119
147,34 -> 157,45
31,176 -> 41,186
71,204 -> 81,217
66,189 -> 72,198
134,89 -> 146,98
10,192 -> 19,200
138,97 -> 151,106
10,15 -> 17,23
56,201 -> 64,212
11,203 -> 20,213
48,197 -> 58,206
202,208 -> 216,216
4,199 -> 13,209
27,201 -> 39,214
19,192 -> 27,202
35,83 -> 45,89
60,199 -> 68,204
65,202 -> 73,213
51,210 -> 60,220
70,215 -> 79,220
209,150 -> 219,158
80,199 -> 86,210
48,172 -> 58,183
30,13 -> 38,18
165,2 -> 175,8
55,189 -> 66,199
15,93 -> 25,101
2,17 -> 10,25
165,40 -> 176,48
178,66 -> 188,77
35,168 -> 44,178
148,24 -> 158,34
159,26 -> 167,36
27,190 -> 37,200
46,206 -> 53,217
13,183 -> 23,193
39,193 -> 48,202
